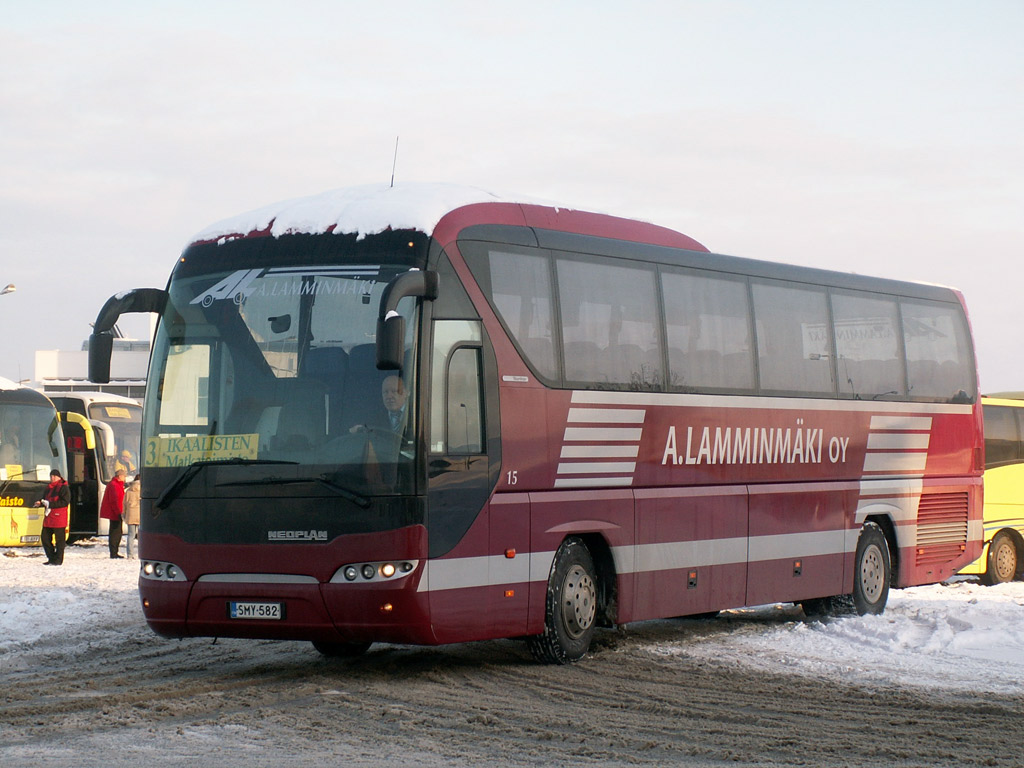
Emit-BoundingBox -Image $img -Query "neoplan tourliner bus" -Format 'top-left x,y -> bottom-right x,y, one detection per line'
89,183 -> 983,663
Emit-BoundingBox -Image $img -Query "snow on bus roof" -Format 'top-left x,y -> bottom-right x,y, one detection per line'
189,182 -> 563,246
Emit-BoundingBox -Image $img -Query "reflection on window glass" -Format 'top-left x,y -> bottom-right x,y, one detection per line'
557,258 -> 661,389
752,282 -> 834,395
832,292 -> 904,399
662,270 -> 754,391
431,320 -> 482,453
0,404 -> 65,481
159,344 -> 211,426
487,250 -> 557,379
446,348 -> 483,454
902,300 -> 975,402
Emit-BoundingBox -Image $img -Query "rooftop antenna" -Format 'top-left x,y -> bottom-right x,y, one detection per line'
390,136 -> 399,187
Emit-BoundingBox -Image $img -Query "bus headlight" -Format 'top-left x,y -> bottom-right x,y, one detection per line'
330,560 -> 419,584
140,560 -> 188,581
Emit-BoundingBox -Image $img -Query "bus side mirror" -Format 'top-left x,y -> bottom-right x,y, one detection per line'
376,314 -> 406,371
89,332 -> 114,384
89,287 -> 168,384
375,270 -> 438,371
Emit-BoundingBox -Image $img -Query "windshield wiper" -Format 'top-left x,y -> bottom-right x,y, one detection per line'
216,474 -> 372,509
154,458 -> 298,513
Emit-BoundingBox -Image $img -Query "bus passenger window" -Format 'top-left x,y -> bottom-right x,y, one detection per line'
556,258 -> 661,389
752,282 -> 835,396
983,405 -> 1021,468
662,270 -> 754,392
902,299 -> 976,402
486,250 -> 558,381
831,292 -> 904,399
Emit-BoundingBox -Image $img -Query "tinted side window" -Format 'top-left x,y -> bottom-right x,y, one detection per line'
556,257 -> 661,389
662,270 -> 754,392
446,347 -> 484,454
752,282 -> 835,396
983,404 -> 1020,468
465,247 -> 558,381
831,292 -> 905,399
902,299 -> 976,402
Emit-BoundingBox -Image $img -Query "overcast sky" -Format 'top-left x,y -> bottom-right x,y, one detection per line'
2,1 -> 1021,391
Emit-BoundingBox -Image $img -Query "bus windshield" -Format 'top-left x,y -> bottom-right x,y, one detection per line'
87,401 -> 142,477
0,400 -> 65,481
144,258 -> 420,496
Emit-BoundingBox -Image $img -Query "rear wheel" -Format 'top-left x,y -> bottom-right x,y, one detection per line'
800,594 -> 854,619
852,523 -> 890,615
312,641 -> 371,658
982,532 -> 1019,585
528,537 -> 598,664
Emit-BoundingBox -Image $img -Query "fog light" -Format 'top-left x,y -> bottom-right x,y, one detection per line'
143,562 -> 154,576
381,603 -> 393,613
381,563 -> 396,578
362,564 -> 376,580
344,566 -> 358,581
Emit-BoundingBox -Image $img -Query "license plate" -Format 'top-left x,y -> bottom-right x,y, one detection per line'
228,601 -> 284,620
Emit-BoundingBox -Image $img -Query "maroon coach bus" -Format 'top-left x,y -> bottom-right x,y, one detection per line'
88,183 -> 983,663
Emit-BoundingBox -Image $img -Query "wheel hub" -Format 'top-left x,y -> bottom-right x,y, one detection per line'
860,543 -> 884,602
561,564 -> 596,639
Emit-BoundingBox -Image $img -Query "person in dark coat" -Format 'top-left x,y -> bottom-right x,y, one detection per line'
100,469 -> 127,558
349,375 -> 409,435
36,469 -> 71,565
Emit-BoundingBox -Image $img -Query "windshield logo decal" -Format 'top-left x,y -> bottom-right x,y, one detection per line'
192,269 -> 263,307
268,529 -> 328,542
191,266 -> 382,307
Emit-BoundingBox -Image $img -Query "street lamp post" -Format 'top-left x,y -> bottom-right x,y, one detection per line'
0,284 -> 15,296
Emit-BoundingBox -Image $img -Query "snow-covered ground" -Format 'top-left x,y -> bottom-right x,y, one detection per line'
2,541 -> 1023,695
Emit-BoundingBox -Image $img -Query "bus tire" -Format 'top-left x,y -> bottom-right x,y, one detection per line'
528,537 -> 598,664
852,522 -> 890,616
982,531 -> 1019,585
312,640 -> 371,658
800,594 -> 854,619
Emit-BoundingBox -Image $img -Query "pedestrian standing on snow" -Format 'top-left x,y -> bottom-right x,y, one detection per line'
123,474 -> 141,559
36,469 -> 71,565
100,468 -> 127,559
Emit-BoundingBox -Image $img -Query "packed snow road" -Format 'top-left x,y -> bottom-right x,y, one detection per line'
2,543 -> 1022,767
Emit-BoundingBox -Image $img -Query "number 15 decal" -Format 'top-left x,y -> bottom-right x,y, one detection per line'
506,470 -> 518,485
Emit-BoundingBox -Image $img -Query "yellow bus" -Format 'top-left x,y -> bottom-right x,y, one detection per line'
0,378 -> 69,546
959,395 -> 1024,584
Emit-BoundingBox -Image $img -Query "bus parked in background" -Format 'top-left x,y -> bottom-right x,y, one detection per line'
0,377 -> 68,546
48,391 -> 142,541
89,183 -> 983,663
957,395 -> 1024,584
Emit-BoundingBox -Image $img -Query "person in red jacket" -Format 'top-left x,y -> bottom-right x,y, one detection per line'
36,469 -> 71,566
100,468 -> 127,559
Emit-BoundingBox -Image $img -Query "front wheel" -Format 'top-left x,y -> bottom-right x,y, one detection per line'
982,531 -> 1019,585
527,537 -> 598,664
852,523 -> 890,615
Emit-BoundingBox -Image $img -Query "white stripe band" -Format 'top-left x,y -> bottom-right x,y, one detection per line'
567,408 -> 646,424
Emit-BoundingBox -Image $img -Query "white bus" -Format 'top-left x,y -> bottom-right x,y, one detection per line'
48,391 -> 142,540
